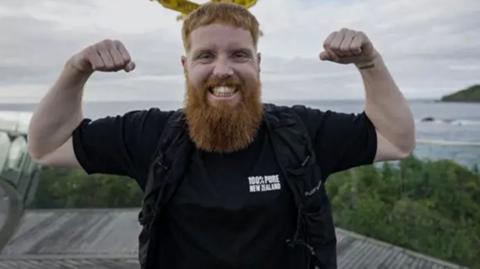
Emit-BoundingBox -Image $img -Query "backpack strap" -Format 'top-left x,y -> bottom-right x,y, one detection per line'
264,104 -> 336,269
139,109 -> 191,226
142,109 -> 186,202
138,109 -> 194,269
264,104 -> 321,204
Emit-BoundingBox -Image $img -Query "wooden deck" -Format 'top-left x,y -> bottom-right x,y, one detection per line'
0,209 -> 468,269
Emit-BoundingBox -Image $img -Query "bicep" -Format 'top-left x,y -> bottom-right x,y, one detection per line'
34,137 -> 82,168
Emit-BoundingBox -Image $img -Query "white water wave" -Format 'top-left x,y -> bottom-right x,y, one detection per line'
417,118 -> 480,126
416,139 -> 480,146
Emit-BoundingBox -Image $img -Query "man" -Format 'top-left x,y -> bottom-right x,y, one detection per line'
27,2 -> 415,269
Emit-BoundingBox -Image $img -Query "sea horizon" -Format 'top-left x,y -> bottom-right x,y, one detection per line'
1,99 -> 479,168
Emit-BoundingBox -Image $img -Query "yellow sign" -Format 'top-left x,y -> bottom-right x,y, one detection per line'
154,0 -> 257,16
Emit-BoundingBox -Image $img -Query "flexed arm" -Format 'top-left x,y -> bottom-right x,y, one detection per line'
27,39 -> 135,167
319,28 -> 415,162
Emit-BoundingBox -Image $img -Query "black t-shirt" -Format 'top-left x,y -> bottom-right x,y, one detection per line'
72,105 -> 377,268
156,123 -> 304,268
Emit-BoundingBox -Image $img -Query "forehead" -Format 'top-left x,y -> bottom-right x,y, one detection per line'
189,23 -> 255,52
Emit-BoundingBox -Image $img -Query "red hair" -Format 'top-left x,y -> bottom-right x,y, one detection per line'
182,2 -> 260,51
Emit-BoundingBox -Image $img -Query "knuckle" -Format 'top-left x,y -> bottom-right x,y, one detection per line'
101,39 -> 114,48
96,42 -> 106,50
106,41 -> 115,49
328,31 -> 337,39
113,40 -> 123,47
87,45 -> 98,54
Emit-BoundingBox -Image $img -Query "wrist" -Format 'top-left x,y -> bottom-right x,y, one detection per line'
60,59 -> 93,87
65,56 -> 94,77
355,52 -> 382,70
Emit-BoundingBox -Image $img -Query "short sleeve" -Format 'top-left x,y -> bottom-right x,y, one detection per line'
72,108 -> 173,189
292,105 -> 377,179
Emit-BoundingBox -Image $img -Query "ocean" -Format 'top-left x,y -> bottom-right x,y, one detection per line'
1,99 -> 479,168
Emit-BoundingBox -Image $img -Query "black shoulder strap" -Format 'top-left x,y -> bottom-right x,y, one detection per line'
151,109 -> 188,165
264,104 -> 322,206
265,104 -> 336,268
143,109 -> 188,203
139,109 -> 195,269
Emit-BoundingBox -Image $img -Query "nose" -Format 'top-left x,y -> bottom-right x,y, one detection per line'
212,58 -> 234,80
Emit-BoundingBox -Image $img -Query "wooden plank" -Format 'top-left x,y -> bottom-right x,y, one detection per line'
0,210 -> 469,269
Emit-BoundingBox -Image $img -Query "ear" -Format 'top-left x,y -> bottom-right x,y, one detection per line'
181,55 -> 187,74
256,52 -> 261,72
181,55 -> 187,68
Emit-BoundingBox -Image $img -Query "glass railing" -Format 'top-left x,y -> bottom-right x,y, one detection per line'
0,111 -> 41,251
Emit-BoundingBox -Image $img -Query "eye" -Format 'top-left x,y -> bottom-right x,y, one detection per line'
197,52 -> 214,59
199,53 -> 213,59
232,51 -> 252,62
195,52 -> 215,62
233,51 -> 249,58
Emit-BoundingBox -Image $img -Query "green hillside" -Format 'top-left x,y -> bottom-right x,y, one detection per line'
30,156 -> 480,268
441,84 -> 480,102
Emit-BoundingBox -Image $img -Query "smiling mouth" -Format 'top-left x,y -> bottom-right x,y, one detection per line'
209,86 -> 238,97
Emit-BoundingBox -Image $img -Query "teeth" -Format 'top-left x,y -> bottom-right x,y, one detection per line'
212,86 -> 236,97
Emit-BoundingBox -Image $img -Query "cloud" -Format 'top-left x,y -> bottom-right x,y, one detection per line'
0,0 -> 479,103
0,0 -> 185,102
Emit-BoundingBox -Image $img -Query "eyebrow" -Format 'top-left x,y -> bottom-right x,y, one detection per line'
232,48 -> 254,56
192,47 -> 254,56
192,49 -> 213,57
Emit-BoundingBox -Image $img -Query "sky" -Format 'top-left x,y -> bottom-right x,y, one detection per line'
0,0 -> 479,103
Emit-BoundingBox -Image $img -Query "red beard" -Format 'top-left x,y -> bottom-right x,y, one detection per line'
184,75 -> 263,153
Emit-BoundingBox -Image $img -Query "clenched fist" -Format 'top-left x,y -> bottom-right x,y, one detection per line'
68,39 -> 135,74
319,28 -> 378,67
